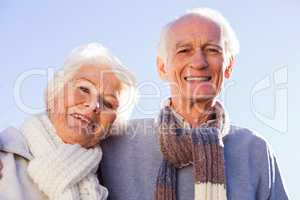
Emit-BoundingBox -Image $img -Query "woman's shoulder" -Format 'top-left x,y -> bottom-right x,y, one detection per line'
0,127 -> 47,200
0,127 -> 32,160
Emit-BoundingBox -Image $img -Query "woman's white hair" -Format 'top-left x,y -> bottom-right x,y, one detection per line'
157,7 -> 240,62
45,43 -> 137,122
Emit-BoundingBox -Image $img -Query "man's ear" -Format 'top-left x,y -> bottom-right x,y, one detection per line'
156,57 -> 168,80
225,56 -> 235,79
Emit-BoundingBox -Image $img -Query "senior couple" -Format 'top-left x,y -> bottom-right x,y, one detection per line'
0,7 -> 289,200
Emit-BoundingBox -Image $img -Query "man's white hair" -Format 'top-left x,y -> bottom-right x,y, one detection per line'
46,43 -> 137,121
157,7 -> 240,62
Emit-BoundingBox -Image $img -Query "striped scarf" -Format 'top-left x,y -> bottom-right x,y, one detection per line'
155,100 -> 229,200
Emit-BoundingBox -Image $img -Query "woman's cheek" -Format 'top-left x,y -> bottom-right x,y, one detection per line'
70,91 -> 86,105
101,112 -> 117,127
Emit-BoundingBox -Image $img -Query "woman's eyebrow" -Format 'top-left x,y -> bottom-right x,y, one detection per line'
74,77 -> 95,84
99,93 -> 118,101
105,94 -> 118,99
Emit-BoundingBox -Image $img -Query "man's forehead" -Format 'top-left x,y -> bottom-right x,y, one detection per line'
167,15 -> 221,43
170,14 -> 219,29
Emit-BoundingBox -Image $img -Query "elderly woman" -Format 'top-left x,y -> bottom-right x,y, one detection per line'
0,43 -> 136,200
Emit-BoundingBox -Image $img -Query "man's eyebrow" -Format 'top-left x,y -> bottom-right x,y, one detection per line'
175,41 -> 222,49
203,43 -> 223,50
175,41 -> 192,49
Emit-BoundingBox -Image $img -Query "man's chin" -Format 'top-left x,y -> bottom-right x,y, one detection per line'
185,92 -> 217,102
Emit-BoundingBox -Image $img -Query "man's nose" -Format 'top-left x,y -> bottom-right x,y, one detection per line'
190,49 -> 208,69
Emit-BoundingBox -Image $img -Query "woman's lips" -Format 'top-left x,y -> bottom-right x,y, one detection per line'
70,113 -> 92,124
69,113 -> 100,133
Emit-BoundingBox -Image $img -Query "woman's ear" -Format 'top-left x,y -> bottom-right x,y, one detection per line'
225,56 -> 235,79
156,57 -> 168,80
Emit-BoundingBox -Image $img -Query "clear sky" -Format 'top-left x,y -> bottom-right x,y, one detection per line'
0,0 -> 299,198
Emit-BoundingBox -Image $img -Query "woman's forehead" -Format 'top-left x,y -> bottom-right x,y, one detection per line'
72,65 -> 121,92
74,65 -> 112,77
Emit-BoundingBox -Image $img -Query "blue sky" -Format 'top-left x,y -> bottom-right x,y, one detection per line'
0,0 -> 299,198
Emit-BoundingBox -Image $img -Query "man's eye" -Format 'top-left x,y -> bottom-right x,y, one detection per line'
205,47 -> 221,54
177,48 -> 189,54
79,86 -> 90,93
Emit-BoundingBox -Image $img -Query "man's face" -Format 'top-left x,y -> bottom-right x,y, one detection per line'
157,15 -> 233,102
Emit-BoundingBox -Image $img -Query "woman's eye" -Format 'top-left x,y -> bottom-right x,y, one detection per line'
79,86 -> 90,93
103,100 -> 114,109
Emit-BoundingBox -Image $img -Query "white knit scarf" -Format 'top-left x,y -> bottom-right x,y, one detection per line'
20,114 -> 108,200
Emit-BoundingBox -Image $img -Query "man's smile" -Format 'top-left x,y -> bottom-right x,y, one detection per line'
184,75 -> 212,82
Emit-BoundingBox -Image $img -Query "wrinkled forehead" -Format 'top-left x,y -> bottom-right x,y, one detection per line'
72,65 -> 122,93
166,15 -> 222,46
73,65 -> 113,78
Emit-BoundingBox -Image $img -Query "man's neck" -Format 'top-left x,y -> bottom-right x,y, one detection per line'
171,97 -> 215,128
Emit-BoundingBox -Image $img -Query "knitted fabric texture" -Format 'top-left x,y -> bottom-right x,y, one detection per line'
21,114 -> 108,200
155,100 -> 229,200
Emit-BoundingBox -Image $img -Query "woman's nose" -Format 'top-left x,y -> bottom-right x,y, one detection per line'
83,98 -> 101,113
93,101 -> 101,114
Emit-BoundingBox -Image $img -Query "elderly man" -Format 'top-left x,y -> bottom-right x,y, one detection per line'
100,8 -> 289,200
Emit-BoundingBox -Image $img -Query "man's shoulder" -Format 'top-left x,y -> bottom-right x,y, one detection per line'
225,124 -> 271,158
126,118 -> 156,134
111,118 -> 157,139
102,118 -> 161,162
127,118 -> 156,128
108,120 -> 270,148
103,118 -> 157,147
227,125 -> 268,145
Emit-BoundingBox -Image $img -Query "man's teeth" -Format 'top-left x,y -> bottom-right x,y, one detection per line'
72,113 -> 91,123
185,76 -> 210,81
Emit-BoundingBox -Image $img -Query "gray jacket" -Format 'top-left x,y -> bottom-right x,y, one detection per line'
0,127 -> 47,200
0,119 -> 289,200
100,118 -> 289,200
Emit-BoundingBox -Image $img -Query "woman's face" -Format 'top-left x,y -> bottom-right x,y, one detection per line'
49,65 -> 121,148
